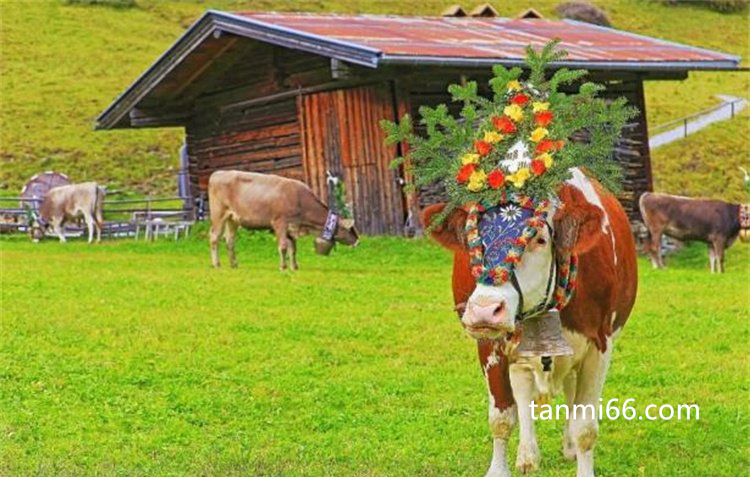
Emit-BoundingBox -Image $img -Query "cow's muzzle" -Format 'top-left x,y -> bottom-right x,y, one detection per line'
461,299 -> 516,339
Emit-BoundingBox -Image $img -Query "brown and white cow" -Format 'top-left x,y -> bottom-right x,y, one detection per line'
31,182 -> 105,243
423,168 -> 637,477
639,192 -> 741,273
208,170 -> 359,270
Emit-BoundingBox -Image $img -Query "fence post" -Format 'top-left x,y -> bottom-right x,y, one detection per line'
684,118 -> 688,137
731,101 -> 735,118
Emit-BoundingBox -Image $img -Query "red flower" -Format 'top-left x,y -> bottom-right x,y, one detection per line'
474,140 -> 492,156
511,93 -> 530,106
530,159 -> 546,176
487,170 -> 505,189
535,111 -> 554,127
554,140 -> 566,150
492,115 -> 517,134
535,139 -> 555,154
456,164 -> 475,183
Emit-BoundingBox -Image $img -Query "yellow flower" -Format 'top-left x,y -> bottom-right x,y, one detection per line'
532,102 -> 550,112
537,153 -> 554,168
503,104 -> 524,122
483,131 -> 504,144
467,169 -> 487,192
530,127 -> 549,143
507,80 -> 522,92
507,167 -> 531,188
461,153 -> 480,165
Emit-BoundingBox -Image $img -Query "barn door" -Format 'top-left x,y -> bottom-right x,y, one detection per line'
298,83 -> 405,235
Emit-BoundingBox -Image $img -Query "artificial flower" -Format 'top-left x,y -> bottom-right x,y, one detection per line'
456,164 -> 475,183
530,159 -> 546,176
530,127 -> 549,143
507,80 -> 522,92
535,111 -> 554,127
474,140 -> 492,156
487,169 -> 505,189
507,167 -> 531,188
532,101 -> 550,112
535,139 -> 555,154
467,169 -> 487,192
503,104 -> 524,122
461,153 -> 481,165
537,152 -> 554,168
493,115 -> 517,133
554,140 -> 566,150
483,131 -> 504,144
511,93 -> 530,106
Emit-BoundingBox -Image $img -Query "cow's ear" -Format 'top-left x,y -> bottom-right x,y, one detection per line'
553,202 -> 603,256
421,203 -> 468,252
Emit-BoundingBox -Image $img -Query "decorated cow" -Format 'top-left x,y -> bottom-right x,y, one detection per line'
208,170 -> 358,270
383,42 -> 638,477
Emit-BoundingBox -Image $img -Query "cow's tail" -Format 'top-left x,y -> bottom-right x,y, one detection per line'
94,186 -> 105,229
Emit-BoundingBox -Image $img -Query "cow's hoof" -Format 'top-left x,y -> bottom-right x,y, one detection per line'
516,441 -> 540,474
230,263 -> 238,269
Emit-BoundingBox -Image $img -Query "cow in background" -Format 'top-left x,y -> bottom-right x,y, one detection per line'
208,171 -> 359,270
30,182 -> 105,244
423,169 -> 638,477
639,192 -> 741,273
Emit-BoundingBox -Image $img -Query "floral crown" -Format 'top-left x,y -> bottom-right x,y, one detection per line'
382,40 -> 637,225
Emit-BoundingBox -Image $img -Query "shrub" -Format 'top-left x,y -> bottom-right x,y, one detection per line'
555,2 -> 612,27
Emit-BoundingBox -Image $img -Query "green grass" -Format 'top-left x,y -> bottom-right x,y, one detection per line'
0,0 -> 748,200
1,232 -> 748,476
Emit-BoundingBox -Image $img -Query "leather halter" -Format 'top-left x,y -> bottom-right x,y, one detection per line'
507,221 -> 558,322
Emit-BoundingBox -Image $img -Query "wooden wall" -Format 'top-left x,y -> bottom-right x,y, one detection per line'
185,98 -> 303,193
299,83 -> 405,235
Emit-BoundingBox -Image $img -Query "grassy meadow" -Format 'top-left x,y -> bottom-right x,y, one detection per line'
1,232 -> 748,477
0,0 -> 748,200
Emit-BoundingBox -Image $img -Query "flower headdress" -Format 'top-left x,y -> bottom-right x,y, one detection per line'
382,41 -> 637,225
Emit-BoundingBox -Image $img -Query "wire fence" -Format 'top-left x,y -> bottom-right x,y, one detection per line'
649,98 -> 746,138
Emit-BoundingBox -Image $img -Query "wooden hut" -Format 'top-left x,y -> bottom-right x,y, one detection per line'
96,10 -> 740,235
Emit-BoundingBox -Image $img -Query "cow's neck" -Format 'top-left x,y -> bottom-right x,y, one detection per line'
302,197 -> 332,230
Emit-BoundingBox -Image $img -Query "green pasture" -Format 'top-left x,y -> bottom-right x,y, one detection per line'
1,232 -> 748,476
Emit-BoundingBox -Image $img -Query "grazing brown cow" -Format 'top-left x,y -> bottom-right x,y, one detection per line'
639,192 -> 741,273
423,168 -> 637,477
208,170 -> 359,269
31,182 -> 105,243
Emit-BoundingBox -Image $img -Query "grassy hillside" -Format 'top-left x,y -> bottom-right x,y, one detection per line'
2,233 -> 749,477
0,0 -> 748,199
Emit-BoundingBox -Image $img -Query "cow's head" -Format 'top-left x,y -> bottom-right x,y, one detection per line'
422,188 -> 603,340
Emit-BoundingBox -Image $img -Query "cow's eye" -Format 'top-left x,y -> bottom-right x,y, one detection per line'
536,237 -> 547,246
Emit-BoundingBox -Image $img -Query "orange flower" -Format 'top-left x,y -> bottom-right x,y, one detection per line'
474,140 -> 492,156
487,170 -> 505,189
530,159 -> 546,176
535,111 -> 554,127
554,140 -> 566,150
511,93 -> 530,106
457,164 -> 476,183
492,115 -> 517,134
535,139 -> 555,154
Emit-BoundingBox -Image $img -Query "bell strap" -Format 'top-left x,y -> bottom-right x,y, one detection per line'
321,211 -> 339,242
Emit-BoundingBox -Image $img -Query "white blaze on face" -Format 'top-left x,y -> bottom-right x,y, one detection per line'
566,167 -> 617,264
461,224 -> 556,338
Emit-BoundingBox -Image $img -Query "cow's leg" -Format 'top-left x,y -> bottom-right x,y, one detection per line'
708,243 -> 717,273
562,373 -> 578,461
272,219 -> 289,271
83,212 -> 95,244
479,340 -> 515,477
647,229 -> 664,269
209,215 -> 225,268
569,342 -> 613,477
287,235 -> 298,271
224,219 -> 239,268
509,362 -> 540,474
713,239 -> 726,273
52,218 -> 66,243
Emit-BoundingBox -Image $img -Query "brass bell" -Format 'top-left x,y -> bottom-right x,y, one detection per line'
517,309 -> 574,358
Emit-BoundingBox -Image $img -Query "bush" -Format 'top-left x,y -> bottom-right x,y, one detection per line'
63,0 -> 137,8
658,0 -> 747,13
555,2 -> 612,27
